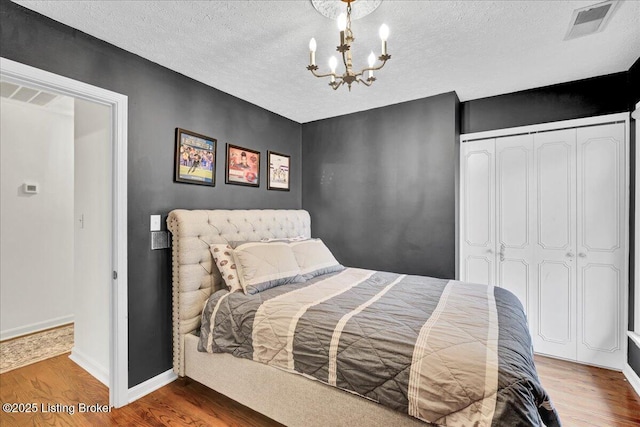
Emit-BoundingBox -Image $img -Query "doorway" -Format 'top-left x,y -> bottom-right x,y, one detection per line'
0,57 -> 128,407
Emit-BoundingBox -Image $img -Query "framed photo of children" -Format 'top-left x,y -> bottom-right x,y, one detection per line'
225,144 -> 260,187
174,128 -> 216,186
267,151 -> 290,191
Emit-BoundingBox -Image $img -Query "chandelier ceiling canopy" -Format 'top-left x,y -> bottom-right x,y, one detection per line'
311,0 -> 382,20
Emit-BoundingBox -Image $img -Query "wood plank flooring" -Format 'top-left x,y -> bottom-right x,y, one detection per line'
534,355 -> 640,426
1,352 -> 638,426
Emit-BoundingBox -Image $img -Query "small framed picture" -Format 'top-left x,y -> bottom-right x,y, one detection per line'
225,144 -> 260,187
268,151 -> 290,191
174,128 -> 216,186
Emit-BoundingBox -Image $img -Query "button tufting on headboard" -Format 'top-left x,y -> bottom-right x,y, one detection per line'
167,209 -> 311,376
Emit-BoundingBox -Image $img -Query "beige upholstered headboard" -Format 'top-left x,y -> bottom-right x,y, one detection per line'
167,209 -> 311,376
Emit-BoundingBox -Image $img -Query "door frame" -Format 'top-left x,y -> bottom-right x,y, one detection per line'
0,57 -> 129,407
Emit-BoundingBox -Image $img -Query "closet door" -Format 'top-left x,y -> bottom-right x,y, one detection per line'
576,123 -> 626,369
532,129 -> 577,360
460,139 -> 495,285
495,135 -> 535,320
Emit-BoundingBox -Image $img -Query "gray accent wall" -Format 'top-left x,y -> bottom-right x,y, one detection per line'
302,93 -> 460,279
1,0 -> 302,387
460,72 -> 629,134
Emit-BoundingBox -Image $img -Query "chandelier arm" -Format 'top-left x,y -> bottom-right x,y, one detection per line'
358,59 -> 389,76
356,77 -> 376,86
309,68 -> 339,79
331,80 -> 345,91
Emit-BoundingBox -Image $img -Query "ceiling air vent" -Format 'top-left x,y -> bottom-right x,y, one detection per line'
0,81 -> 20,98
564,0 -> 618,40
0,81 -> 58,106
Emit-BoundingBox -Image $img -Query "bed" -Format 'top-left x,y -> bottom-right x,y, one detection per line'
168,209 -> 560,427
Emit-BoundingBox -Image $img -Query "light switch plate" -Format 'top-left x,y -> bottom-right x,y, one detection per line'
150,215 -> 161,231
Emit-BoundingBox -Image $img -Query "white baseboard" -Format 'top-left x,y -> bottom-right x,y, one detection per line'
623,364 -> 640,397
69,347 -> 109,386
127,369 -> 177,404
0,315 -> 74,341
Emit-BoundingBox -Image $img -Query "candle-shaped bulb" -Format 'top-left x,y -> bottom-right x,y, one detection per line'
337,13 -> 347,31
379,24 -> 389,55
368,51 -> 376,67
329,56 -> 338,73
379,24 -> 389,41
309,38 -> 317,66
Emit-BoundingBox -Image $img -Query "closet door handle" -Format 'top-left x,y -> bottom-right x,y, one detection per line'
499,244 -> 505,262
578,252 -> 587,258
566,252 -> 575,258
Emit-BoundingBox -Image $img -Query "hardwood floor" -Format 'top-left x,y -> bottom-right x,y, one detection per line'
0,353 -> 281,427
534,355 -> 640,426
0,352 -> 638,426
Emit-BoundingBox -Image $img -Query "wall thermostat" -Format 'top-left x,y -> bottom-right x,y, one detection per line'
23,183 -> 39,194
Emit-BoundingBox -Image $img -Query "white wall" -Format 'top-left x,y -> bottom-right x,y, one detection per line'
0,96 -> 75,340
69,98 -> 111,385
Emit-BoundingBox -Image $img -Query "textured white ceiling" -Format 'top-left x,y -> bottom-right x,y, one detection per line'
13,0 -> 640,123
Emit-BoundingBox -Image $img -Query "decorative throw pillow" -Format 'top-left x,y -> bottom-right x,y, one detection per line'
289,239 -> 344,280
231,241 -> 305,295
209,244 -> 242,293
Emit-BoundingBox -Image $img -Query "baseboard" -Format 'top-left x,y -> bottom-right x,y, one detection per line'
0,315 -> 74,341
69,347 -> 109,386
623,364 -> 640,397
127,369 -> 177,404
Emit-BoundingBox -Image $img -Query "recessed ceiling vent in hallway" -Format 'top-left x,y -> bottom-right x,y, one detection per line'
0,81 -> 58,106
564,0 -> 619,40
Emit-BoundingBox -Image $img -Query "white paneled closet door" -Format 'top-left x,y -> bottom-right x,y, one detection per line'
576,123 -> 626,369
460,117 -> 627,370
531,129 -> 578,361
460,139 -> 495,285
495,135 -> 535,321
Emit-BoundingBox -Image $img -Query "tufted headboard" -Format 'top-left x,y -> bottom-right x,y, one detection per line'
167,209 -> 311,376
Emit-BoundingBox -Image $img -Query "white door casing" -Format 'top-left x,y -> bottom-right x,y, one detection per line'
0,57 -> 129,406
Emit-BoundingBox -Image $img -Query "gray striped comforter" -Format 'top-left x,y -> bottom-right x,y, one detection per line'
199,268 -> 560,426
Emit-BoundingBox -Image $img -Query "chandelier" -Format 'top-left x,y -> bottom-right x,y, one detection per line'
307,0 -> 390,91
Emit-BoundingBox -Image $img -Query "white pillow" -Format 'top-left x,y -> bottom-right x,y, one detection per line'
289,239 -> 344,280
209,244 -> 242,293
231,241 -> 305,294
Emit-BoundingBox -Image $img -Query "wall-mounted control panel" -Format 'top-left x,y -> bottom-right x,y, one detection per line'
151,231 -> 170,250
